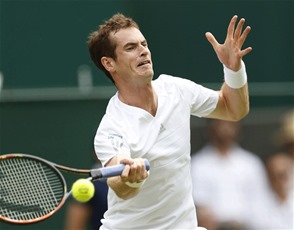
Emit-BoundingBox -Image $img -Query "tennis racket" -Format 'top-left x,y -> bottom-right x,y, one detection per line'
0,153 -> 150,224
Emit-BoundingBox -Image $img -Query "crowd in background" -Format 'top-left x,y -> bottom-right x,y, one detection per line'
191,110 -> 293,230
64,110 -> 294,230
65,153 -> 108,230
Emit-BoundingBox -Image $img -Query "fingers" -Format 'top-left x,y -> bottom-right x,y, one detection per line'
238,25 -> 251,49
234,17 -> 245,40
231,16 -> 252,47
226,15 -> 238,40
205,15 -> 252,69
239,46 -> 253,57
227,15 -> 252,58
227,15 -> 251,41
120,158 -> 134,166
120,158 -> 149,183
205,32 -> 219,50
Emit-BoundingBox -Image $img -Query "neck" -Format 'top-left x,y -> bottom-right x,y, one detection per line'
213,141 -> 233,156
274,187 -> 287,203
118,85 -> 158,116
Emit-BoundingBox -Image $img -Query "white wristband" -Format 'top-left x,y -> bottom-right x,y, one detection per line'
125,171 -> 149,188
125,180 -> 146,188
224,61 -> 247,89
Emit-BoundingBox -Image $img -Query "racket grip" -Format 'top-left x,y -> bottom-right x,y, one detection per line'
91,159 -> 150,179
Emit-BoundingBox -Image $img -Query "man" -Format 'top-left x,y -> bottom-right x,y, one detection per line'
88,13 -> 252,229
65,179 -> 108,230
64,152 -> 108,230
191,120 -> 267,229
262,152 -> 293,229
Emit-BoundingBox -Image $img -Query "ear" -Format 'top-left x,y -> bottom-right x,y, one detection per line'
101,57 -> 115,72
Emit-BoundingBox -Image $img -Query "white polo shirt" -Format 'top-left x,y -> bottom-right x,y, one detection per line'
94,74 -> 218,229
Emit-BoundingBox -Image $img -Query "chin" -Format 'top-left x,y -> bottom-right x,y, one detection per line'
147,71 -> 154,79
140,69 -> 154,79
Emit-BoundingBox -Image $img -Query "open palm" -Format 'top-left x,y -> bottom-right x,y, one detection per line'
206,15 -> 252,71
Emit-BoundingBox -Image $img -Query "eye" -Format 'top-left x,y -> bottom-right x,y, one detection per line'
126,46 -> 134,51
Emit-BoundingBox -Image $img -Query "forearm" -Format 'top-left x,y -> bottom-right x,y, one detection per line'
221,60 -> 250,120
220,82 -> 249,121
64,203 -> 91,230
107,176 -> 141,200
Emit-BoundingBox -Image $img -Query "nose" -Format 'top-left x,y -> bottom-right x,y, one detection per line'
140,45 -> 149,56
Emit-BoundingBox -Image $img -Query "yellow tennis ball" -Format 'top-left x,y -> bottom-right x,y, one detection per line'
71,179 -> 95,203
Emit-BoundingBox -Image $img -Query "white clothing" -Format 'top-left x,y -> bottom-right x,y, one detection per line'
249,181 -> 294,230
260,187 -> 294,229
94,74 -> 218,229
191,144 -> 267,228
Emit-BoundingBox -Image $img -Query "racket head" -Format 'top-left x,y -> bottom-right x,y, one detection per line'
0,153 -> 67,224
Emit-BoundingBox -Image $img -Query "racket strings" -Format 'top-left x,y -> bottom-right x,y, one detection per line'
0,157 -> 65,221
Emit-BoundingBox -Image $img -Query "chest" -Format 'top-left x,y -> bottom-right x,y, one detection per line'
124,94 -> 191,166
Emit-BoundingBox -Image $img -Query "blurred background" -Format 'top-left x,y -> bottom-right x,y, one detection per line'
0,0 -> 293,229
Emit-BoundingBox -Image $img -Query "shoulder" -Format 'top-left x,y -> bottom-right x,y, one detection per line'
154,74 -> 202,97
154,74 -> 194,87
191,146 -> 215,164
234,146 -> 265,167
236,146 -> 261,160
101,93 -> 127,123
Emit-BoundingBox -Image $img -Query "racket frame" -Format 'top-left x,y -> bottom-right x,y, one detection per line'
0,153 -> 71,224
0,153 -> 150,224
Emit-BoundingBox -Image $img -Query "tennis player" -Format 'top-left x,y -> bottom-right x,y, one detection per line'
88,13 -> 252,229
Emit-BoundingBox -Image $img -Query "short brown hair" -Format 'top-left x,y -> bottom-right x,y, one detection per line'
87,13 -> 139,83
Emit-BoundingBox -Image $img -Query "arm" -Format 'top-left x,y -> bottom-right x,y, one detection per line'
64,202 -> 92,230
205,15 -> 252,121
106,154 -> 149,200
207,77 -> 249,121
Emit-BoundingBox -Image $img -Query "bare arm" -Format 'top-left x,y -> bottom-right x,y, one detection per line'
207,82 -> 249,121
64,202 -> 91,230
106,154 -> 149,200
205,15 -> 252,121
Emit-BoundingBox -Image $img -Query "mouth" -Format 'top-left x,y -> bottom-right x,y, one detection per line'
137,60 -> 151,67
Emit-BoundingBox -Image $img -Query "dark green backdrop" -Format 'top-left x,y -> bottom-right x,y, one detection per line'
1,0 -> 293,89
0,0 -> 293,229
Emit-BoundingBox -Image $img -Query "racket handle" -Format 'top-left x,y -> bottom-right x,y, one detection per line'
91,159 -> 150,179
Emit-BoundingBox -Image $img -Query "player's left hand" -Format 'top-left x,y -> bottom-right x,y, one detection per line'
205,15 -> 252,71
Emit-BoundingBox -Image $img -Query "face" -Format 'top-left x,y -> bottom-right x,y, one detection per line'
104,27 -> 153,85
267,154 -> 290,192
210,120 -> 239,145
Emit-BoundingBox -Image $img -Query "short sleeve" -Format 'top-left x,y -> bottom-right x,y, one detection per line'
158,75 -> 219,117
